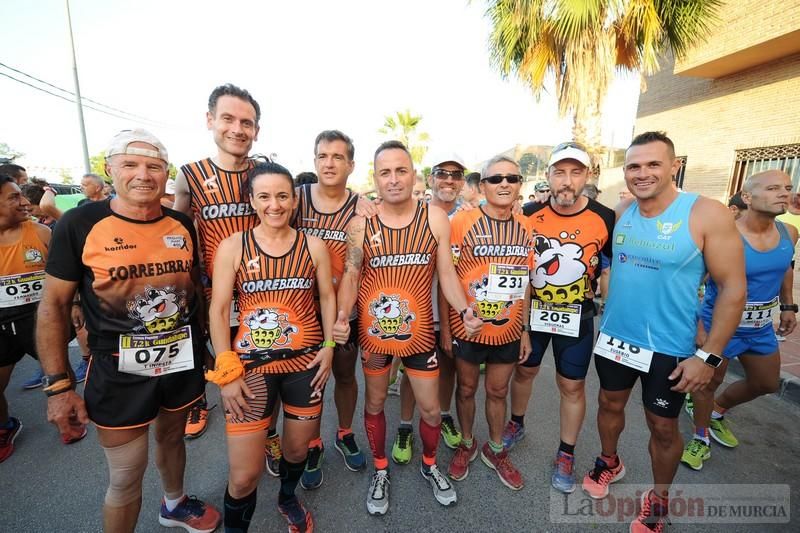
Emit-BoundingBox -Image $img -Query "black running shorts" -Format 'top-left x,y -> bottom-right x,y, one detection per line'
522,317 -> 595,380
454,338 -> 520,365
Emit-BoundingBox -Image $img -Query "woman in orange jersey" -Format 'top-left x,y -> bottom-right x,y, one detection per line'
207,162 -> 336,533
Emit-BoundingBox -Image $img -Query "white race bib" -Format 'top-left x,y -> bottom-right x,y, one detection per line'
230,299 -> 241,327
530,300 -> 581,337
118,326 -> 194,377
739,296 -> 778,329
0,271 -> 44,308
487,264 -> 528,301
594,332 -> 654,372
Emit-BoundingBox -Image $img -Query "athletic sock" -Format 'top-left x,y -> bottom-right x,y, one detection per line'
440,411 -> 451,419
399,419 -> 412,430
278,457 -> 306,504
694,427 -> 711,445
511,414 -> 524,427
558,440 -> 575,455
308,437 -> 323,450
711,410 -> 724,420
601,452 -> 619,468
365,410 -> 388,470
164,494 -> 185,512
462,436 -> 474,448
224,486 -> 257,532
337,427 -> 353,440
488,440 -> 504,454
419,419 -> 440,467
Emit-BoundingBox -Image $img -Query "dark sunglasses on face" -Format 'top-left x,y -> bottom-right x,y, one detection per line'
432,168 -> 465,181
481,174 -> 523,185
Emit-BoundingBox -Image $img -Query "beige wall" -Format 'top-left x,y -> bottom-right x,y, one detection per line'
635,52 -> 800,201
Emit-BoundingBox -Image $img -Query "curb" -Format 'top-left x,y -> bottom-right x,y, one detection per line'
727,358 -> 800,406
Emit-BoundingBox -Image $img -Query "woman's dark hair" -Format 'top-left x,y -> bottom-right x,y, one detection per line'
243,162 -> 294,200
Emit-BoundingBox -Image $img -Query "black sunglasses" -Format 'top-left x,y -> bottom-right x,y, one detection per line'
481,174 -> 523,185
432,168 -> 465,181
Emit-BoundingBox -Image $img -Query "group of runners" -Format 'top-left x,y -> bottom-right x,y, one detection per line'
0,82 -> 795,533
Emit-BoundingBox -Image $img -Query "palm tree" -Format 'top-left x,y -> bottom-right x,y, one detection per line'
379,109 -> 430,165
484,0 -> 721,164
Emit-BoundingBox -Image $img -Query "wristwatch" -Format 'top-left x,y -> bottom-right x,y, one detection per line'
780,304 -> 799,313
41,372 -> 70,388
694,348 -> 724,369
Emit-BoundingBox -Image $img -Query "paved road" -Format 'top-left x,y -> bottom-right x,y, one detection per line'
1,342 -> 799,532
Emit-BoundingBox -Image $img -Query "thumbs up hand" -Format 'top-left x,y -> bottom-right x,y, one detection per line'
332,310 -> 351,345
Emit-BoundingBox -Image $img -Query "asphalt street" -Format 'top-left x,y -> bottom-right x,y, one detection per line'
1,340 -> 799,532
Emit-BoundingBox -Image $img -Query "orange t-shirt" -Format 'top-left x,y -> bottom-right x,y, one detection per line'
0,220 -> 48,322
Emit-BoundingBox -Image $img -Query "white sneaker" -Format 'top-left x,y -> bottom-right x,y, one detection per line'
421,464 -> 457,506
367,469 -> 390,515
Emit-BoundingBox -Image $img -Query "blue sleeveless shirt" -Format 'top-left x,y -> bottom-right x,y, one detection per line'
701,222 -> 793,337
600,193 -> 705,357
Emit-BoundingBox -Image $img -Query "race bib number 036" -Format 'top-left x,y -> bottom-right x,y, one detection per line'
118,326 -> 194,377
739,296 -> 778,329
487,264 -> 528,301
594,332 -> 654,372
0,271 -> 45,308
530,300 -> 581,337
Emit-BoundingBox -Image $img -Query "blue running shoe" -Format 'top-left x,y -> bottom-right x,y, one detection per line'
158,495 -> 221,533
22,367 -> 44,390
278,496 -> 314,532
300,444 -> 324,490
551,451 -> 576,493
73,359 -> 89,383
335,432 -> 366,471
501,420 -> 525,450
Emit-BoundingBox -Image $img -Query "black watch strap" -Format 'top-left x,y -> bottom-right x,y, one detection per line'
42,372 -> 70,388
780,304 -> 799,313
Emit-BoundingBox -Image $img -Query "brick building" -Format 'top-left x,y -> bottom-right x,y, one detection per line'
607,0 -> 800,202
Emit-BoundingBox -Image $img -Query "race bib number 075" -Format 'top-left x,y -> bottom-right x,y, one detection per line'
118,326 -> 194,377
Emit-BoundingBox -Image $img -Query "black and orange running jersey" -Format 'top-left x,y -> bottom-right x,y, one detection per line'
448,208 -> 534,345
523,199 -> 614,311
358,202 -> 437,356
233,230 -> 323,373
293,184 -> 358,290
180,158 -> 257,276
0,220 -> 48,323
46,200 -> 200,353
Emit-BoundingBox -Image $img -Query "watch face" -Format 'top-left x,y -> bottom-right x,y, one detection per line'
707,354 -> 723,368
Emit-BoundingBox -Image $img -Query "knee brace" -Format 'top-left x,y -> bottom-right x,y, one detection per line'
102,432 -> 149,507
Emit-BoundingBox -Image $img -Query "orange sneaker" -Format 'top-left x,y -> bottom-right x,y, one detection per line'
159,495 -> 221,533
582,455 -> 625,499
630,489 -> 670,533
184,401 -> 208,440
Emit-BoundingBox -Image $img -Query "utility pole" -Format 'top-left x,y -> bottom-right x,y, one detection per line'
66,0 -> 90,174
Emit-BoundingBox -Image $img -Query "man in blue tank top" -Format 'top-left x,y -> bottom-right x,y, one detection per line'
581,131 -> 746,532
682,170 -> 797,471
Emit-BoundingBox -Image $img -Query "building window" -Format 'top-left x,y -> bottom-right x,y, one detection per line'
728,143 -> 800,197
675,156 -> 687,189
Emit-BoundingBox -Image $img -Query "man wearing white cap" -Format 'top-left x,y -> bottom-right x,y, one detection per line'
391,151 -> 467,465
504,141 -> 615,494
36,129 -> 221,533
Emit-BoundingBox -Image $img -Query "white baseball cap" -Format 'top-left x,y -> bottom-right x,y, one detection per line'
429,151 -> 466,170
105,129 -> 169,163
548,144 -> 590,167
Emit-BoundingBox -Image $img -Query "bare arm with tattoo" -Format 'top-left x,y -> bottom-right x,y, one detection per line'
333,215 -> 366,343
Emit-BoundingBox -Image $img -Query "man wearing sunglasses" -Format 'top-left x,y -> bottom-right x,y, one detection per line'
506,141 -> 615,495
532,181 -> 551,204
392,153 -> 467,466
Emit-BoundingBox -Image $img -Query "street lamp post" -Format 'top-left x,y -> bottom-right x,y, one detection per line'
66,0 -> 90,175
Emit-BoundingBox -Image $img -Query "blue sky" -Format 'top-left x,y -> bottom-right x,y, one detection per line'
0,0 -> 641,182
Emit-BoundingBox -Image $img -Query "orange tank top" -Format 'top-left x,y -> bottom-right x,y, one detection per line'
358,202 -> 437,356
181,158 -> 258,276
233,230 -> 323,373
0,220 -> 47,320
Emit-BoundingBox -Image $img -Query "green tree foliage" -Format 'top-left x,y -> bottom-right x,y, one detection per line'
378,109 -> 430,165
519,152 -> 546,178
484,0 -> 721,163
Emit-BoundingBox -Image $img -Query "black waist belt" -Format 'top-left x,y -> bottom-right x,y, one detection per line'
242,343 -> 322,371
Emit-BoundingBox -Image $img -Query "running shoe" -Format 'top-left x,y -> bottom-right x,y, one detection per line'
440,415 -> 461,449
0,417 -> 22,463
387,373 -> 401,396
480,443 -> 524,490
184,400 -> 208,440
448,439 -> 478,481
265,433 -> 283,477
278,496 -> 314,533
158,495 -> 221,533
391,426 -> 413,465
300,444 -> 324,490
630,489 -> 670,533
681,438 -> 711,471
335,432 -> 366,471
582,456 -> 626,499
501,420 -> 525,450
684,393 -> 694,419
709,417 -> 739,448
73,358 -> 89,383
22,368 -> 43,389
551,451 -> 576,493
367,469 -> 390,516
421,464 -> 457,506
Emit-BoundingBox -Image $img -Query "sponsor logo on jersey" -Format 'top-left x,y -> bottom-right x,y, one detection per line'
200,202 -> 254,220
240,277 -> 313,293
368,253 -> 431,268
299,227 -> 347,242
109,259 -> 192,281
656,219 -> 682,240
105,237 -> 138,252
163,235 -> 188,250
24,248 -> 44,265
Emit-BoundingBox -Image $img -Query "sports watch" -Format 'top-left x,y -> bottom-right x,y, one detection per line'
780,304 -> 799,313
694,348 -> 723,369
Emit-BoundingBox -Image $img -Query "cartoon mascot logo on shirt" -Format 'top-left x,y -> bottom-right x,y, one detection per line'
128,286 -> 186,333
531,234 -> 598,304
368,293 -> 414,341
241,309 -> 297,350
469,276 -> 511,325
